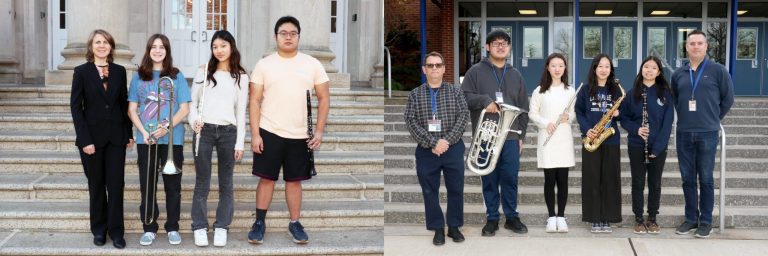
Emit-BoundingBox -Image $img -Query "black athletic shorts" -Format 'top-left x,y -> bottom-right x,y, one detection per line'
252,128 -> 312,181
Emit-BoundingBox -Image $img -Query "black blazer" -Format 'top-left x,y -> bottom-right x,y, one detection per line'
70,62 -> 132,148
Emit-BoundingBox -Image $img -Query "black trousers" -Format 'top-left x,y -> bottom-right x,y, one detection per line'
137,144 -> 183,233
628,146 -> 667,220
415,142 -> 465,230
79,142 -> 126,239
581,144 -> 621,223
544,168 -> 569,217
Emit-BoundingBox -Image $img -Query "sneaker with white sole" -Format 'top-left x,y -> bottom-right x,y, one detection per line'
590,222 -> 600,233
193,229 -> 208,247
288,221 -> 309,244
168,231 -> 181,245
139,232 -> 156,246
213,228 -> 227,247
545,217 -> 557,233
556,217 -> 568,233
601,222 -> 612,233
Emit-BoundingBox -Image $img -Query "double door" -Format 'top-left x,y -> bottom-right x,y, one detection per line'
164,0 -> 234,76
578,21 -> 637,91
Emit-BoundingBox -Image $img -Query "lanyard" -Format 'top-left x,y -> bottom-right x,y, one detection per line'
429,87 -> 438,119
688,59 -> 708,100
491,64 -> 507,91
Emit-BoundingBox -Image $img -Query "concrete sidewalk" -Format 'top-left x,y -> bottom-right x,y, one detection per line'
384,224 -> 768,256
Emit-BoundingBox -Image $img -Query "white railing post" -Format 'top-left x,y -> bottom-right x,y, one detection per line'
719,123 -> 727,233
385,47 -> 392,98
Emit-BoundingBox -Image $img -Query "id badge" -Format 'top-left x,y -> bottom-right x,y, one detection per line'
428,119 -> 442,132
689,100 -> 697,112
495,91 -> 504,102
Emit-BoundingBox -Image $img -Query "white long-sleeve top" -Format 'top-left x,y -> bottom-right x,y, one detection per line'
189,68 -> 249,150
529,84 -> 576,169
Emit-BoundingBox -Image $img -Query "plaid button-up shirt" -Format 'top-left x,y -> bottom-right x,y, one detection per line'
404,82 -> 471,149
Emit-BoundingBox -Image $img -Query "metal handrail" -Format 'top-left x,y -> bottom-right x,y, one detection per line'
719,123 -> 727,233
385,47 -> 392,98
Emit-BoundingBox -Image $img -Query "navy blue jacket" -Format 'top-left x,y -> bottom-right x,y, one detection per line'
620,85 -> 674,156
575,85 -> 622,146
670,59 -> 734,132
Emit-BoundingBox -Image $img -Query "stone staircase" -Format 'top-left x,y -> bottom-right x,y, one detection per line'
0,84 -> 384,255
384,91 -> 768,230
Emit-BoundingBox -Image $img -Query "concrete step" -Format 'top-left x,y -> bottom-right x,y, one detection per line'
385,97 -> 768,109
384,168 -> 768,189
385,104 -> 768,117
383,155 -> 768,173
385,121 -> 768,135
0,173 -> 383,202
0,200 -> 384,232
0,99 -> 384,115
0,130 -> 384,152
0,113 -> 384,132
383,184 -> 768,207
0,85 -> 385,102
384,142 -> 768,159
384,203 -> 768,228
385,112 -> 768,126
384,131 -> 768,146
0,150 -> 384,175
0,229 -> 383,255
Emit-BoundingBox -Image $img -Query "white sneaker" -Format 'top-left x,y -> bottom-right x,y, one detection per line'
194,229 -> 208,246
556,217 -> 569,233
546,217 -> 557,233
167,231 -> 182,245
213,228 -> 227,247
139,232 -> 156,246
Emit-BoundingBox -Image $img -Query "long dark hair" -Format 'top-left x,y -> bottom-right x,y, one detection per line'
537,53 -> 569,94
197,30 -> 246,87
138,34 -> 179,81
632,56 -> 672,102
587,53 -> 619,98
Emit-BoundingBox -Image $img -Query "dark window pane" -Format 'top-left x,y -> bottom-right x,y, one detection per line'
643,3 -> 702,18
59,13 -> 65,29
60,0 -> 65,12
738,3 -> 768,18
555,2 -> 573,17
331,17 -> 337,33
708,2 -> 727,18
580,2 -> 637,17
332,0 -> 337,16
458,2 -> 481,17
487,2 -> 548,17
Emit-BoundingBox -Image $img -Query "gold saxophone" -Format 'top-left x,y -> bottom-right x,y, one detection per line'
583,80 -> 625,152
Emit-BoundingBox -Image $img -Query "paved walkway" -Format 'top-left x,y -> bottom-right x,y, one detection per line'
385,224 -> 768,256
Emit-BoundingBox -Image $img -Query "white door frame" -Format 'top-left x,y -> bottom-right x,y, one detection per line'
47,0 -> 67,70
330,0 -> 347,73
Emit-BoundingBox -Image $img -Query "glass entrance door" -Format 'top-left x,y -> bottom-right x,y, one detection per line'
579,21 -> 637,91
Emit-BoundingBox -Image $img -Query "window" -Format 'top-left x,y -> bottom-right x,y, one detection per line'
677,28 -> 696,59
523,27 -> 544,58
737,28 -> 758,60
459,21 -> 482,77
647,28 -> 666,61
459,2 -> 481,17
613,27 -> 632,59
583,27 -> 602,58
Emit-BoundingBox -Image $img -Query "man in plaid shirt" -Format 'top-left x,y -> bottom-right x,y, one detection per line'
404,51 -> 470,246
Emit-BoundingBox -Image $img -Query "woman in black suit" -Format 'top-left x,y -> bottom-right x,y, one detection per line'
70,29 -> 134,249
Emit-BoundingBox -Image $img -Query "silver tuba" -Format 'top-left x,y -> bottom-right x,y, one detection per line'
466,103 -> 526,176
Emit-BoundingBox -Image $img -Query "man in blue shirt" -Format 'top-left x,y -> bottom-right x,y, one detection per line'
670,30 -> 734,238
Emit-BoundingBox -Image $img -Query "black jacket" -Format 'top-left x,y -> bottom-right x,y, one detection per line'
70,62 -> 132,148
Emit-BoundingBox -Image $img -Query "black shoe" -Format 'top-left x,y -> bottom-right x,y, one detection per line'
447,227 -> 465,242
504,217 -> 528,234
93,235 -> 106,246
432,229 -> 445,246
481,220 -> 499,236
694,223 -> 712,238
675,221 -> 698,235
112,237 -> 126,249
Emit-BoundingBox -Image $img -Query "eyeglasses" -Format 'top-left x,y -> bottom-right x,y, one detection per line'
424,63 -> 444,69
277,31 -> 299,39
490,41 -> 509,48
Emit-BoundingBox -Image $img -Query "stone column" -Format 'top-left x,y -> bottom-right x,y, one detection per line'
269,0 -> 337,74
48,0 -> 135,84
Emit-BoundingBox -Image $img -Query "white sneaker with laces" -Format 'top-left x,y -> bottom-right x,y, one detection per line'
193,229 -> 208,246
556,217 -> 569,233
213,228 -> 227,247
546,217 -> 557,233
168,231 -> 182,245
139,232 -> 156,246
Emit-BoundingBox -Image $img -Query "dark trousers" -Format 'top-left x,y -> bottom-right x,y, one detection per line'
191,124 -> 237,230
676,130 -> 719,224
544,168 -> 569,217
137,144 -> 183,233
628,146 -> 667,220
581,144 -> 621,223
415,142 -> 465,230
79,142 -> 126,239
481,139 -> 520,221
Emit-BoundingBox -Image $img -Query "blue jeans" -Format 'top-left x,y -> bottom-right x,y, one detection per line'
191,123 -> 237,230
480,139 -> 520,221
415,142 -> 465,230
676,130 -> 719,225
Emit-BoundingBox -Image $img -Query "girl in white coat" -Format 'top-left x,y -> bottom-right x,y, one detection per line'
529,53 -> 576,233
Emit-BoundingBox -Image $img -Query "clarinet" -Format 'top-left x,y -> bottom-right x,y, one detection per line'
307,90 -> 317,176
642,88 -> 650,164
